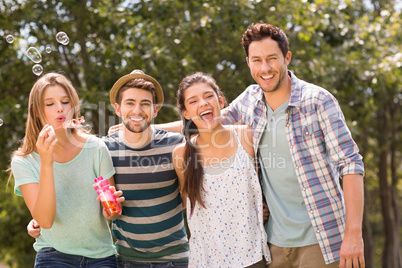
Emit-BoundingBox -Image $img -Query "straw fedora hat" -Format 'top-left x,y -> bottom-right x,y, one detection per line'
109,69 -> 164,106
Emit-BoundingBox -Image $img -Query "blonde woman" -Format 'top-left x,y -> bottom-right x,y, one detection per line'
10,72 -> 122,267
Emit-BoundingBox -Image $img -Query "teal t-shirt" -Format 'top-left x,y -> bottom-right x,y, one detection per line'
258,100 -> 317,247
12,135 -> 116,258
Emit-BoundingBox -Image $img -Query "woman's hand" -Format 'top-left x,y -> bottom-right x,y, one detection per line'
111,186 -> 125,207
36,124 -> 58,166
97,186 -> 125,220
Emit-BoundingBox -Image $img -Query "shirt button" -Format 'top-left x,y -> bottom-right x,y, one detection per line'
305,132 -> 309,135
296,166 -> 299,170
286,123 -> 290,127
316,229 -> 320,233
290,145 -> 293,149
302,187 -> 306,191
310,210 -> 313,214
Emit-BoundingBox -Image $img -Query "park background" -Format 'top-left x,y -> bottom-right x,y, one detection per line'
0,0 -> 400,267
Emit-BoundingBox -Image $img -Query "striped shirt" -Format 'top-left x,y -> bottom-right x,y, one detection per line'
221,71 -> 364,264
103,128 -> 189,262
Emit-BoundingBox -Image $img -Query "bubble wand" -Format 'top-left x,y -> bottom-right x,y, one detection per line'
53,116 -> 92,133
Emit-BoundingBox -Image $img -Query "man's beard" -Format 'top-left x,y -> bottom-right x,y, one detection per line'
260,70 -> 286,93
122,118 -> 151,133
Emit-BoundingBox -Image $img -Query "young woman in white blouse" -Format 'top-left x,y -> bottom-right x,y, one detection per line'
173,72 -> 270,267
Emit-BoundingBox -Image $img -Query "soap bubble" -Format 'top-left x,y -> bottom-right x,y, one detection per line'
56,32 -> 69,45
32,64 -> 43,76
25,47 -> 42,63
82,124 -> 92,133
45,46 -> 52,53
62,37 -> 69,45
0,119 -> 3,126
6,35 -> 14,43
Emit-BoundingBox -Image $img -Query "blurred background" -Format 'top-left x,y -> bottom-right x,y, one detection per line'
0,0 -> 400,267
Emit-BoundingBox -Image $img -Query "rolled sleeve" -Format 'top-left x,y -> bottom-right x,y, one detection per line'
11,155 -> 39,196
98,140 -> 116,180
318,93 -> 364,178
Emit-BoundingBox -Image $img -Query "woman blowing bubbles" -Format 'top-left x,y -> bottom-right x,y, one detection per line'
9,72 -> 123,267
173,72 -> 270,267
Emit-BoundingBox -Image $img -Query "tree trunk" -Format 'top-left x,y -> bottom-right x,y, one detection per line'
377,108 -> 399,268
389,100 -> 402,268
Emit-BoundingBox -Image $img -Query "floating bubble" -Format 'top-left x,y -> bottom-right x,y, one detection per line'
61,37 -> 69,45
6,35 -> 14,43
82,124 -> 92,133
45,46 -> 52,53
56,32 -> 69,45
0,119 -> 3,126
25,47 -> 42,63
32,64 -> 43,76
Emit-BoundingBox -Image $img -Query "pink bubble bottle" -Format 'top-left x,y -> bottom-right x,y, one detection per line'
93,176 -> 122,217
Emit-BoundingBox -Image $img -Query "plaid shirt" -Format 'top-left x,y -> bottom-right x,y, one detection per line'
221,71 -> 364,264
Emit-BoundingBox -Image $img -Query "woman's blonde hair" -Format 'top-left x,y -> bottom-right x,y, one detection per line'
7,72 -> 81,188
13,72 -> 81,157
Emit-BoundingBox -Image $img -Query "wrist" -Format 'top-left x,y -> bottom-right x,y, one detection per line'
345,224 -> 362,234
41,163 -> 54,168
40,164 -> 54,173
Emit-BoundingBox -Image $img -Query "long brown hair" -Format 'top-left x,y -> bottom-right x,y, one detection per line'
176,72 -> 227,214
8,72 -> 80,186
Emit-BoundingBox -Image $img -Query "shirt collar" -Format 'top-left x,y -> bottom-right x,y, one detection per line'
252,84 -> 266,104
288,70 -> 302,108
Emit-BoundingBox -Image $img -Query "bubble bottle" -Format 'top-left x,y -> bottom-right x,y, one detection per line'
93,176 -> 122,217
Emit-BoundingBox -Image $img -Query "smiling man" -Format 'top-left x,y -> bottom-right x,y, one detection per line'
221,23 -> 365,268
105,70 -> 189,268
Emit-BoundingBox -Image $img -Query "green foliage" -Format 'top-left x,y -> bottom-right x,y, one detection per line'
0,0 -> 400,267
0,187 -> 35,267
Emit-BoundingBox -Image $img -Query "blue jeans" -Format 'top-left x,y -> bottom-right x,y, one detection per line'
35,247 -> 118,268
118,260 -> 188,268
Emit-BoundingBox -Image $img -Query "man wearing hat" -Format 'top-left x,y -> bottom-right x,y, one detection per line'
105,70 -> 189,267
26,70 -> 189,266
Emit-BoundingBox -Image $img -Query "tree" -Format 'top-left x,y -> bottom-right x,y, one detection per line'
0,0 -> 400,267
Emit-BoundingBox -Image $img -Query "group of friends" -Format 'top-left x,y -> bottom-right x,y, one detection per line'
9,22 -> 365,268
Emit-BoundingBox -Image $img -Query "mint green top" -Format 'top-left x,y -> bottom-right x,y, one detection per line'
12,135 -> 116,258
258,100 -> 317,247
